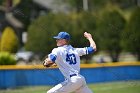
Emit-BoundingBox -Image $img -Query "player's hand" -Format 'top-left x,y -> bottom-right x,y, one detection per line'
51,63 -> 57,67
43,58 -> 51,67
43,58 -> 56,67
84,32 -> 92,39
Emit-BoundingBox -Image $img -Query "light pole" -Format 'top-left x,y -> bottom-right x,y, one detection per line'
83,0 -> 88,11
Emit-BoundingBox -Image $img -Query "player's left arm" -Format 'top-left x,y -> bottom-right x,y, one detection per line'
43,54 -> 57,67
43,49 -> 58,67
43,58 -> 54,67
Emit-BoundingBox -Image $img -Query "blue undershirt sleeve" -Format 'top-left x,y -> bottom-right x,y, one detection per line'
48,54 -> 57,63
86,47 -> 94,54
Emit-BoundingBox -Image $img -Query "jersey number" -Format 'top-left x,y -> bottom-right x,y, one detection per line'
66,53 -> 77,65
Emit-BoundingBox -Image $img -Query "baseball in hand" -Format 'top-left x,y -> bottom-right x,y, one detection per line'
84,32 -> 92,39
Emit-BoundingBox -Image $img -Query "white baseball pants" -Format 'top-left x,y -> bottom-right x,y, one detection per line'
47,75 -> 93,93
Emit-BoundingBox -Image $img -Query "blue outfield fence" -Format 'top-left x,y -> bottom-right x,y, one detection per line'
0,62 -> 140,89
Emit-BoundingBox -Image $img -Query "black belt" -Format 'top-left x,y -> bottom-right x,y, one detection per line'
70,74 -> 77,77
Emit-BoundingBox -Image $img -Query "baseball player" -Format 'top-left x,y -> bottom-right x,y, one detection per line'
43,31 -> 97,93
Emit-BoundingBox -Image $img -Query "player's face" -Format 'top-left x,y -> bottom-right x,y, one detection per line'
56,39 -> 67,46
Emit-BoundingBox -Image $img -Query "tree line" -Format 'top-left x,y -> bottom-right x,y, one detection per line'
25,6 -> 140,62
0,0 -> 140,63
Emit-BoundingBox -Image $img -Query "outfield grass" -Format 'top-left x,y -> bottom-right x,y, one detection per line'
0,81 -> 140,93
89,81 -> 140,93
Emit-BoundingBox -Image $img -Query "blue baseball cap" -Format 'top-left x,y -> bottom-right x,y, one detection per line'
53,32 -> 70,40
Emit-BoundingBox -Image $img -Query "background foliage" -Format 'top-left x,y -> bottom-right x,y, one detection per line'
0,52 -> 16,65
0,27 -> 19,53
96,7 -> 126,62
25,12 -> 96,60
0,0 -> 140,62
122,7 -> 140,61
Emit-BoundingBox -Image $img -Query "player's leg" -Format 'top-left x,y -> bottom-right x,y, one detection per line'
47,75 -> 84,93
54,76 -> 84,93
75,75 -> 93,93
47,80 -> 67,93
75,85 -> 93,93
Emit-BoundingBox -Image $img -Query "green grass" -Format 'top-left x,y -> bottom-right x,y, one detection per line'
89,81 -> 140,93
0,81 -> 140,93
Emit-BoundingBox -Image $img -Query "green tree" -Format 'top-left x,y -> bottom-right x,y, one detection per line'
109,0 -> 138,8
68,12 -> 96,47
97,9 -> 126,62
122,7 -> 140,61
61,0 -> 138,12
67,12 -> 97,63
62,0 -> 107,12
0,0 -> 4,5
25,12 -> 97,61
25,13 -> 70,58
0,27 -> 19,53
0,52 -> 16,65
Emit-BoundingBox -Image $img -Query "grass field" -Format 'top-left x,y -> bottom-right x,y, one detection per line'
0,81 -> 140,93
